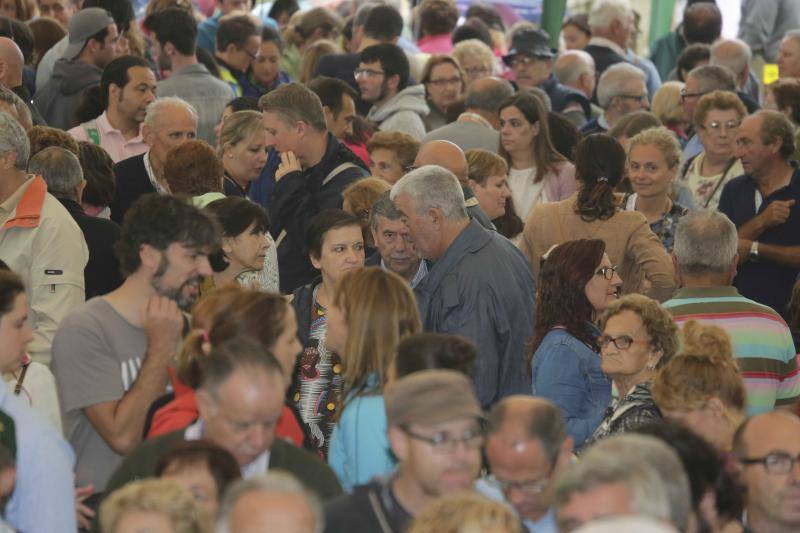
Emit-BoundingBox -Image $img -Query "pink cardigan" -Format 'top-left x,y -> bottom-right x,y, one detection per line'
542,160 -> 577,203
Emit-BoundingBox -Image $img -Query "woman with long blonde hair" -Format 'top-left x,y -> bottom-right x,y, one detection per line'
326,267 -> 421,491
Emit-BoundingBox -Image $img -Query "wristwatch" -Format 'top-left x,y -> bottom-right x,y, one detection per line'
749,241 -> 759,261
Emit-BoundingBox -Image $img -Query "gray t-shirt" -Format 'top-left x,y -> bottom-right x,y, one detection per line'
52,297 -> 149,492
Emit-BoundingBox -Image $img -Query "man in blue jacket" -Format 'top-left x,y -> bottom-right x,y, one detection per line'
391,165 -> 536,408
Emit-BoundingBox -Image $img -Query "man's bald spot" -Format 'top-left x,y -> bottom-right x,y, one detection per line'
0,37 -> 23,65
489,396 -> 561,439
414,140 -> 468,184
734,410 -> 800,457
470,76 -> 511,94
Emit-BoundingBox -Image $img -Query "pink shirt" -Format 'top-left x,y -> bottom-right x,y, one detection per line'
68,112 -> 148,163
418,33 -> 453,54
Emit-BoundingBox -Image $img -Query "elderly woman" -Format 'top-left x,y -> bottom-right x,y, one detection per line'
218,110 -> 268,197
422,55 -> 465,132
652,321 -> 747,453
366,131 -> 420,185
583,294 -> 678,447
522,134 -> 676,302
530,239 -> 621,449
499,91 -> 576,220
465,149 -> 512,222
452,39 -> 495,87
680,91 -> 746,209
100,479 -> 209,532
765,78 -> 800,161
625,127 -> 689,252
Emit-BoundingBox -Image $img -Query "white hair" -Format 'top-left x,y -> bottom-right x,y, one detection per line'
216,471 -> 323,533
710,39 -> 751,79
143,96 -> 198,130
555,434 -> 691,531
390,165 -> 467,220
28,147 -> 84,199
0,110 -> 29,169
554,50 -> 595,85
597,62 -> 646,108
588,0 -> 633,31
673,209 -> 738,276
785,29 -> 800,47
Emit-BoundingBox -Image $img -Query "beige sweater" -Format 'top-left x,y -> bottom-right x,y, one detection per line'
520,194 -> 677,302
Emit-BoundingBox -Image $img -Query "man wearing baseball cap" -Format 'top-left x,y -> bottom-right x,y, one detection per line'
503,28 -> 591,126
34,7 -> 119,129
324,370 -> 485,533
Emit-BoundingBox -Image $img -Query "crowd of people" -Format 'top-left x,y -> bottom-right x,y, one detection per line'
0,0 -> 797,531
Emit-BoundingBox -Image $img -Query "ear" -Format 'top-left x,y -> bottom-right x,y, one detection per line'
387,73 -> 401,92
705,396 -> 727,421
531,120 -> 541,137
0,467 -> 14,499
139,243 -> 161,272
221,235 -> 235,256
322,105 -> 335,125
163,42 -> 176,57
427,206 -> 442,227
225,43 -> 238,57
388,426 -> 409,462
728,254 -> 739,283
467,178 -> 480,190
76,180 -> 87,201
648,348 -> 664,369
309,252 -> 322,270
0,151 -> 16,171
142,123 -> 154,145
108,82 -> 122,103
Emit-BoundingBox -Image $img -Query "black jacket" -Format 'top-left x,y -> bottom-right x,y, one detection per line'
110,154 -> 156,225
58,198 -> 123,299
269,134 -> 368,293
540,73 -> 591,121
324,478 -> 412,533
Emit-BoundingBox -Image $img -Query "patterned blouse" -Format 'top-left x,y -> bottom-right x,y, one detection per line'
624,193 -> 689,252
583,382 -> 661,449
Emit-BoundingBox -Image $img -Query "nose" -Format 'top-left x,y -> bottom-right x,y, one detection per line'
610,271 -> 623,287
500,184 -> 511,199
23,323 -> 34,344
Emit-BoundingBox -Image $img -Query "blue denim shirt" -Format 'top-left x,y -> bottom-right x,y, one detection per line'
531,327 -> 611,449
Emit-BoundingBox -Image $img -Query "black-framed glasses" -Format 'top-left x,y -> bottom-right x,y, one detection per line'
401,425 -> 485,454
427,77 -> 462,88
354,68 -> 385,79
243,48 -> 259,61
680,89 -> 707,102
509,55 -> 541,68
485,454 -> 557,494
597,334 -> 649,351
595,265 -> 618,280
699,120 -> 741,134
739,452 -> 800,475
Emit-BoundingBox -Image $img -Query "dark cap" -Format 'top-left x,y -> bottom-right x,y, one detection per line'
503,28 -> 556,66
384,370 -> 484,428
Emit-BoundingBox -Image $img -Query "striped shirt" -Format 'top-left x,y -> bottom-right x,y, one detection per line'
664,286 -> 800,415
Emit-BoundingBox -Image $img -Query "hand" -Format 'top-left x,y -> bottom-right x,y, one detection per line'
759,199 -> 795,228
275,151 -> 302,182
737,238 -> 753,263
75,483 -> 95,530
140,295 -> 183,360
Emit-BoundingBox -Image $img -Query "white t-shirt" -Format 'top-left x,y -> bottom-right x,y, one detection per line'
508,166 -> 548,221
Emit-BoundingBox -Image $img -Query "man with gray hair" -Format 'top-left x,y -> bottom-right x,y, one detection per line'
366,196 -> 426,287
478,396 -> 573,532
28,146 -> 122,299
663,209 -> 800,415
217,471 -> 324,533
554,50 -> 603,121
391,165 -> 535,407
0,112 -> 88,366
554,434 -> 691,532
581,62 -> 649,135
777,30 -> 800,80
110,96 -> 198,224
422,77 -> 513,152
738,0 -> 800,66
710,38 -> 760,105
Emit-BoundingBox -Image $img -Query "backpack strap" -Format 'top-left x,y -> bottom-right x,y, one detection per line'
322,162 -> 360,186
83,119 -> 100,146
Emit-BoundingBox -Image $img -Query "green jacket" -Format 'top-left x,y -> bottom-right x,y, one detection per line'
649,29 -> 685,81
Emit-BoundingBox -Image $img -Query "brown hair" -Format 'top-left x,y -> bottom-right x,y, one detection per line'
465,148 -> 508,186
693,90 -> 747,127
530,239 -> 605,363
177,287 -> 291,387
757,109 -> 797,159
598,294 -> 679,369
768,78 -> 800,124
27,125 -> 79,157
342,178 -> 390,242
333,267 -> 421,406
574,134 -> 626,221
417,0 -> 459,37
156,440 -> 241,502
164,140 -> 223,196
299,38 -> 339,84
499,91 -> 567,183
28,16 -> 66,66
77,141 -> 116,208
420,54 -> 464,84
366,131 -> 420,170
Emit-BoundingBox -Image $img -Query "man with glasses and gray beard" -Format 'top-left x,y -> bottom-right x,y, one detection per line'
52,194 -> 218,504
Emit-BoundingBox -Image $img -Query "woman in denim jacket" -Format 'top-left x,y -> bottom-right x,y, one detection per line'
529,239 -> 622,449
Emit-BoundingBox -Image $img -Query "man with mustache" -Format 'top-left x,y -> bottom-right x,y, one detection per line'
52,194 -> 219,506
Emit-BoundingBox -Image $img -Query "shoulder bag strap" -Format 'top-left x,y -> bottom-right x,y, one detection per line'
323,162 -> 360,186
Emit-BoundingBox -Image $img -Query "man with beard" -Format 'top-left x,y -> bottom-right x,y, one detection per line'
52,194 -> 218,505
145,8 -> 235,145
324,370 -> 485,532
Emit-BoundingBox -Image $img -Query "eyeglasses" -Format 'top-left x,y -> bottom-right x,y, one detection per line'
243,48 -> 259,61
700,120 -> 741,134
402,425 -> 485,454
739,452 -> 800,475
509,55 -> 541,68
354,68 -> 385,79
597,334 -> 649,351
680,89 -> 707,102
485,474 -> 550,494
427,77 -> 462,88
595,265 -> 618,280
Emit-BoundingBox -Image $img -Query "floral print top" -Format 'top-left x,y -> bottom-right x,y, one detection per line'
625,193 -> 689,252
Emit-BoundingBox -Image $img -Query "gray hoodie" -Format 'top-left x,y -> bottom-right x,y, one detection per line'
34,58 -> 102,130
367,84 -> 429,141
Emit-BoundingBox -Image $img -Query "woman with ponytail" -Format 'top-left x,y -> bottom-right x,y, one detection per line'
520,133 -> 676,302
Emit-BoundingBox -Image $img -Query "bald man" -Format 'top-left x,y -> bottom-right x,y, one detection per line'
422,77 -> 513,152
0,37 -> 44,125
414,140 -> 494,229
734,411 -> 800,532
477,396 -> 573,532
710,39 -> 760,107
553,50 -> 603,123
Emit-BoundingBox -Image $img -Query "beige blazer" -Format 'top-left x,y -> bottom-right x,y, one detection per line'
520,195 -> 677,302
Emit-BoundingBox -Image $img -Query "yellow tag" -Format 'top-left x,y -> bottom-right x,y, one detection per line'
327,402 -> 336,411
764,64 -> 779,85
332,363 -> 342,374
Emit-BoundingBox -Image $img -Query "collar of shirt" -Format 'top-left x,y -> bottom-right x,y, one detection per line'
588,36 -> 627,58
97,111 -> 145,145
143,150 -> 168,195
184,419 -> 270,478
0,175 -> 37,229
457,112 -> 493,129
475,478 -> 558,533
